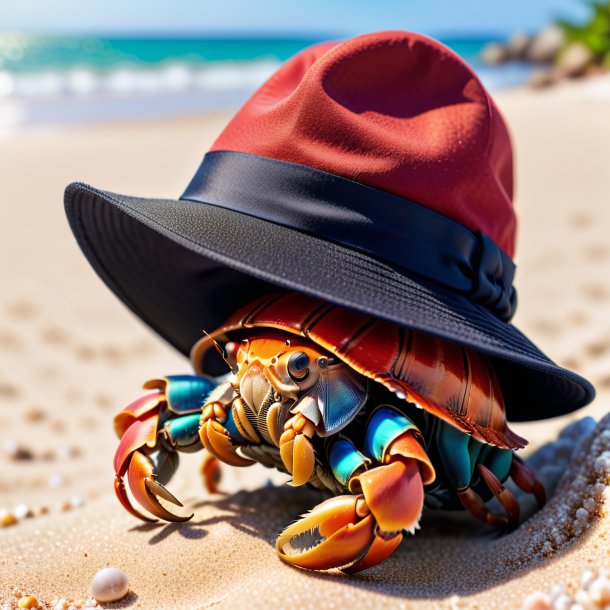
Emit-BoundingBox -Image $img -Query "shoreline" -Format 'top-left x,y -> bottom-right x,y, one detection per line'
2,69 -> 610,138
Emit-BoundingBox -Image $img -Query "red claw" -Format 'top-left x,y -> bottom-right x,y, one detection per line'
113,393 -> 192,523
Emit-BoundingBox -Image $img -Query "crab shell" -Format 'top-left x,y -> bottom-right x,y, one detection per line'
191,292 -> 526,450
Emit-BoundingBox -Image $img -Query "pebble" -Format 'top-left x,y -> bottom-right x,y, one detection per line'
71,495 -> 85,508
520,569 -> 610,609
13,504 -> 34,520
49,473 -> 64,488
3,439 -> 34,460
90,567 -> 129,602
480,42 -> 508,65
1,509 -> 18,527
17,596 -> 39,609
57,445 -> 79,460
53,598 -> 100,609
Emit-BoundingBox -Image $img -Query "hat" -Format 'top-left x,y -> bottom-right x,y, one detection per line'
64,31 -> 594,421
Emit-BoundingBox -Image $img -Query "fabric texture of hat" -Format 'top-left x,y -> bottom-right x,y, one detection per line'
64,30 -> 595,422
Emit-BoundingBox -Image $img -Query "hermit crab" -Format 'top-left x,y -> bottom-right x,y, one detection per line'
113,291 -> 545,573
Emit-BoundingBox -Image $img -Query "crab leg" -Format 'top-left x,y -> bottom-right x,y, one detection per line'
458,487 -> 509,529
279,412 -> 316,486
510,454 -> 546,507
114,375 -> 223,522
199,401 -> 255,467
201,454 -> 223,494
478,463 -> 520,526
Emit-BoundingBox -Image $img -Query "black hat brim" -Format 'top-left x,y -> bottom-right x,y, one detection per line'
64,182 -> 595,422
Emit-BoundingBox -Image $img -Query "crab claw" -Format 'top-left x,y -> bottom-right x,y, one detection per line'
125,451 -> 193,522
276,459 -> 422,573
114,414 -> 191,522
276,495 -> 378,571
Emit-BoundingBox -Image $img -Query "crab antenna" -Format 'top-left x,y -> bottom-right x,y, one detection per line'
203,330 -> 238,374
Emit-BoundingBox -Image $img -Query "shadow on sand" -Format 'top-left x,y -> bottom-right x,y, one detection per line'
134,477 -> 598,601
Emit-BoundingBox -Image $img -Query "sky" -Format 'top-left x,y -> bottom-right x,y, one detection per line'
0,0 -> 591,38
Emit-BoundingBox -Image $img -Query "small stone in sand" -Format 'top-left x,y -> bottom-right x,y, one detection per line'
0,382 -> 20,399
57,445 -> 80,460
14,504 -> 34,519
3,439 -> 33,461
17,596 -> 39,609
49,473 -> 64,488
23,407 -> 46,423
71,495 -> 85,508
53,598 -> 100,609
1,510 -> 18,527
91,567 -> 129,602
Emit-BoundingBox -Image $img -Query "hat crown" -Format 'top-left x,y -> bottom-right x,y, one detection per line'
211,31 -> 516,257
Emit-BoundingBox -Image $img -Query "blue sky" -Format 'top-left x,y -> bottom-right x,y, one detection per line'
0,0 -> 590,37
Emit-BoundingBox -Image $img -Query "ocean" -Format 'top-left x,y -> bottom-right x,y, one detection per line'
0,34 -> 532,131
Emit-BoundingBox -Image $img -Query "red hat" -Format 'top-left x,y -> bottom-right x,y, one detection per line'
212,32 -> 516,257
65,31 -> 594,421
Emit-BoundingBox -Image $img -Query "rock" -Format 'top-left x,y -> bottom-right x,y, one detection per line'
17,596 -> 39,609
3,439 -> 34,461
527,24 -> 565,64
13,504 -> 34,519
0,510 -> 18,527
48,473 -> 64,488
91,567 -> 129,602
480,42 -> 508,65
527,69 -> 554,88
556,42 -> 595,78
506,32 -> 531,60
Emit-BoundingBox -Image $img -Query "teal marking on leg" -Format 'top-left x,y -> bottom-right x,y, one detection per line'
483,447 -> 513,484
435,420 -> 472,490
165,413 -> 203,452
222,408 -> 247,444
467,436 -> 486,478
364,406 -> 419,463
328,437 -> 366,488
165,375 -> 217,413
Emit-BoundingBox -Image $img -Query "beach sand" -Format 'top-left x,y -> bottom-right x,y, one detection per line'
1,77 -> 610,609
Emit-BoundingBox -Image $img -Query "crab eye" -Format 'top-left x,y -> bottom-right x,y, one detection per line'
288,351 -> 310,381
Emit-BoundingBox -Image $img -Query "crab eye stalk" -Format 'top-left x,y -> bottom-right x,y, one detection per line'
288,351 -> 310,381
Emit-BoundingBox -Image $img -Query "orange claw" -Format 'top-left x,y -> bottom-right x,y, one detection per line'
114,475 -> 156,522
276,495 -> 376,571
113,410 -> 192,522
276,457 -> 425,573
125,451 -> 193,522
350,460 -> 424,534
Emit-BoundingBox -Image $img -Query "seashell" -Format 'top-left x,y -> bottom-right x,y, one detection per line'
90,567 -> 129,602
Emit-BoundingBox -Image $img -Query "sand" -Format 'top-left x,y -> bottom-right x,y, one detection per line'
1,76 -> 610,609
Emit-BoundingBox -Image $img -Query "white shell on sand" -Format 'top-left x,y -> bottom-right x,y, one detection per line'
90,567 -> 129,602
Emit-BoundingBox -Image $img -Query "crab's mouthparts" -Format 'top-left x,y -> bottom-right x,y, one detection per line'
240,367 -> 279,415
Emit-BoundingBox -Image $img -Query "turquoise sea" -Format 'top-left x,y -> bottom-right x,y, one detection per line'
0,34 -> 532,130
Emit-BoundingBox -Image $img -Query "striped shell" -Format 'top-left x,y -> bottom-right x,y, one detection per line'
191,292 -> 525,449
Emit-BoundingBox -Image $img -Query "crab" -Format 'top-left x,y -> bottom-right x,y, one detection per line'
113,291 -> 545,573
